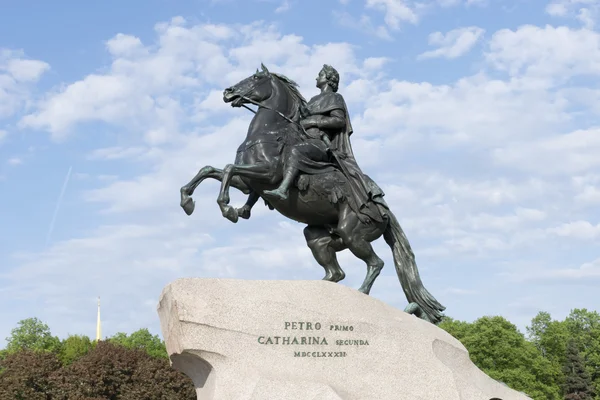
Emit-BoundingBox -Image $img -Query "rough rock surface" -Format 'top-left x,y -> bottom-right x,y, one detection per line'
157,278 -> 531,400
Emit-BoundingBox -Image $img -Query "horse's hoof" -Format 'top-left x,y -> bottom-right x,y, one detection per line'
223,206 -> 239,223
238,207 -> 251,220
181,196 -> 195,215
404,303 -> 422,317
332,271 -> 346,282
357,286 -> 369,295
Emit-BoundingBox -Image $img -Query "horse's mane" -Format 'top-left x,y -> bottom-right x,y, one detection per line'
271,72 -> 307,122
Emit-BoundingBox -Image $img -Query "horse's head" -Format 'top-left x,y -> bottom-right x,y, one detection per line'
223,63 -> 274,108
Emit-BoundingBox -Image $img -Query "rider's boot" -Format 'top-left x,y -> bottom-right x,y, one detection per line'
264,170 -> 296,201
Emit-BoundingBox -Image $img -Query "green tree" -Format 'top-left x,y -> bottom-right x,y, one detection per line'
525,311 -> 570,393
438,316 -> 473,342
565,309 -> 600,397
5,318 -> 63,354
60,334 -> 94,365
527,311 -> 569,364
563,339 -> 595,400
441,315 -> 562,400
109,328 -> 168,359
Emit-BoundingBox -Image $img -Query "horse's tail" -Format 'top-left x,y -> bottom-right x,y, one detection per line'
383,209 -> 445,325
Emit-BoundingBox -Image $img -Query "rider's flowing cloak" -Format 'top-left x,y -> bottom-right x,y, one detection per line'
302,92 -> 387,223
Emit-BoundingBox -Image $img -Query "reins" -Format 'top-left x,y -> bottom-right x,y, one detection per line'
233,77 -> 309,136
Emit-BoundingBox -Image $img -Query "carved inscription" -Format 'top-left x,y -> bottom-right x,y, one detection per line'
257,321 -> 370,358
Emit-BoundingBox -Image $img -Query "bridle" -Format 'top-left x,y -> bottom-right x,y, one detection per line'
231,75 -> 308,135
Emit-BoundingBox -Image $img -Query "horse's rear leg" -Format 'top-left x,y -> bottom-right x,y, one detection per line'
304,226 -> 347,282
337,206 -> 387,294
218,163 -> 274,223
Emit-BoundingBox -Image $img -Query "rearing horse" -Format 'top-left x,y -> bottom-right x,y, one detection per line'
179,64 -> 446,324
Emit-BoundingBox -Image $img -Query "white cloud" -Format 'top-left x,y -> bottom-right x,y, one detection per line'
352,75 -> 567,148
4,221 -> 217,337
441,287 -> 477,295
464,208 -> 547,232
418,26 -> 485,59
575,185 -> 600,204
19,19 -> 240,140
275,0 -> 291,13
514,258 -> 600,283
492,128 -> 600,175
365,0 -> 419,29
87,146 -> 151,161
358,0 -> 487,34
333,11 -> 393,40
5,59 -> 49,82
20,19 -> 377,141
546,220 -> 600,240
363,57 -> 390,70
7,157 -> 22,166
547,1 -> 570,15
0,49 -> 49,119
105,33 -> 147,58
486,25 -> 600,83
546,0 -> 600,28
436,0 -> 487,6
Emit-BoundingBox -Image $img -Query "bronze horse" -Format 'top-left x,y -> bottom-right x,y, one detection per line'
179,65 -> 445,324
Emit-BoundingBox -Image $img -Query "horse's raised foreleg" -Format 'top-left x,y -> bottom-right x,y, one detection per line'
217,163 -> 274,223
180,165 -> 253,216
181,165 -> 251,196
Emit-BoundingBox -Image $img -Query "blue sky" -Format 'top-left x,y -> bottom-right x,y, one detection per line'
1,0 -> 599,344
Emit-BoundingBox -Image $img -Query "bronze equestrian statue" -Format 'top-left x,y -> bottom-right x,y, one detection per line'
179,64 -> 445,324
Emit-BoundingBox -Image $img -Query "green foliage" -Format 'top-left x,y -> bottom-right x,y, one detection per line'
5,317 -> 63,355
527,311 -> 570,364
108,328 -> 169,359
440,310 -> 600,399
438,317 -> 472,341
565,309 -> 600,397
60,334 -> 94,365
440,315 -> 562,400
563,339 -> 595,400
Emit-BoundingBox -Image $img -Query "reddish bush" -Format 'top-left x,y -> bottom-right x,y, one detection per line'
0,342 -> 195,400
0,350 -> 62,400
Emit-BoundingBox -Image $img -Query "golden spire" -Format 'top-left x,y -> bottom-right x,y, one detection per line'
96,296 -> 102,341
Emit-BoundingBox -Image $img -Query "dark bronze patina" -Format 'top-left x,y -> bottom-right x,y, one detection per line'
180,64 -> 445,324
